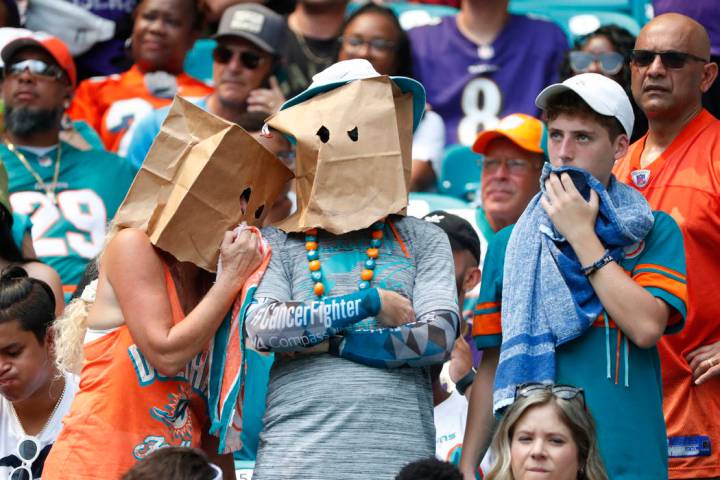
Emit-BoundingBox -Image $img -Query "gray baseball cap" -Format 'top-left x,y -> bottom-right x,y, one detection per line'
213,4 -> 287,55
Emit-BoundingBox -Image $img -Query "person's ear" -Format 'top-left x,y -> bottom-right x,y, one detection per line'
463,267 -> 481,293
701,62 -> 719,94
613,133 -> 629,161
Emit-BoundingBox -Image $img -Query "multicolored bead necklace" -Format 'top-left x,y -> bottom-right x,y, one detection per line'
306,221 -> 386,298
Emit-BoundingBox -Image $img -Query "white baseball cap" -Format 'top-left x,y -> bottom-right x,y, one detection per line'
535,73 -> 634,137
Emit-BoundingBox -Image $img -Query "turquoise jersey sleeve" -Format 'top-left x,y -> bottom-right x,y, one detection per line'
628,211 -> 688,334
473,225 -> 512,349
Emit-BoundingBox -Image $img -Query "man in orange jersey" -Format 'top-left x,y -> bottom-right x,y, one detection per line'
613,13 -> 720,479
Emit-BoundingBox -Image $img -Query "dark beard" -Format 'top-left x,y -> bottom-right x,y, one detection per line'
4,105 -> 64,137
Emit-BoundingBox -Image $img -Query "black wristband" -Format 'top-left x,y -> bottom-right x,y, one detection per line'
581,250 -> 615,277
455,368 -> 476,396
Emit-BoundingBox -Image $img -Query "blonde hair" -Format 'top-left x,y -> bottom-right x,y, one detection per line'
485,390 -> 608,480
54,220 -> 123,374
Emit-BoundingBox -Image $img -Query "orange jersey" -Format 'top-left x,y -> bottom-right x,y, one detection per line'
42,264 -> 209,479
613,110 -> 720,479
67,65 -> 212,155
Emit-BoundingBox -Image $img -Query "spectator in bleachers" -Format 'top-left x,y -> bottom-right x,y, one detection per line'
612,13 -> 720,479
395,457 -> 463,480
0,161 -> 63,316
244,59 -> 460,480
122,447 -> 221,480
337,3 -> 445,192
462,73 -> 687,479
422,211 -> 485,475
653,1 -> 720,119
0,33 -> 135,298
0,267 -> 79,480
471,113 -> 545,241
43,170 -> 267,478
484,384 -> 607,480
408,0 -> 568,147
126,3 -> 287,169
280,0 -> 346,98
67,0 -> 213,155
561,25 -> 648,142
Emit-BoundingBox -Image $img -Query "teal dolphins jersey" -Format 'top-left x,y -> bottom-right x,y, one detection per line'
3,141 -> 135,294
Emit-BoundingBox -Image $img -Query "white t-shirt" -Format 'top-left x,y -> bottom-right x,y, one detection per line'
434,389 -> 493,476
412,110 -> 446,177
0,372 -> 79,479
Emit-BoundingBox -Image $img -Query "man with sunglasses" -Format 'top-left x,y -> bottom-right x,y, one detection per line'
613,13 -> 720,479
460,73 -> 688,480
126,3 -> 287,169
0,33 -> 134,299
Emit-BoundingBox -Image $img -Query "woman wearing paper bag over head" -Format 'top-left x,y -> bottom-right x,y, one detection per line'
244,59 -> 461,480
42,97 -> 293,480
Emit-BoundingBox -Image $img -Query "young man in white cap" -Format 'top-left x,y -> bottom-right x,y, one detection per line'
460,73 -> 688,479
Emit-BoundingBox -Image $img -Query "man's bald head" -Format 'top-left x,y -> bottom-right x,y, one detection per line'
631,13 -> 718,122
638,13 -> 711,59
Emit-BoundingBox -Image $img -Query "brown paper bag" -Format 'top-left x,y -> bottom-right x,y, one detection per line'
114,96 -> 294,271
266,76 -> 413,235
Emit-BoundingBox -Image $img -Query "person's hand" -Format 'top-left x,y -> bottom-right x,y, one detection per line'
217,229 -> 262,291
687,341 -> 720,385
449,335 -> 473,384
540,172 -> 599,245
376,289 -> 415,327
247,76 -> 285,114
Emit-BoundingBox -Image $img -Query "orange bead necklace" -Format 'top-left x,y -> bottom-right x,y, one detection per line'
305,221 -> 386,298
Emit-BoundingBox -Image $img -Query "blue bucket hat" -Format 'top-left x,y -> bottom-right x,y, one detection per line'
279,59 -> 426,131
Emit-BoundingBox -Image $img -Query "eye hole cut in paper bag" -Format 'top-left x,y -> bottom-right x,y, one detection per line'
266,76 -> 414,235
114,96 -> 294,271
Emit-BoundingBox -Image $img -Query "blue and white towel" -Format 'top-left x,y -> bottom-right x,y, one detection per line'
492,164 -> 653,413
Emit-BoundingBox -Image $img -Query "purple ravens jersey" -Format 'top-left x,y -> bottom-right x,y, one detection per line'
409,14 -> 568,146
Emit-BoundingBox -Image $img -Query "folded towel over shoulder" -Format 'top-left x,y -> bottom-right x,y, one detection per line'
492,165 -> 653,413
207,224 -> 272,453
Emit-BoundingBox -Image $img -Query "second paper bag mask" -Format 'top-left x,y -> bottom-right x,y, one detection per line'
266,75 -> 415,235
114,96 -> 294,271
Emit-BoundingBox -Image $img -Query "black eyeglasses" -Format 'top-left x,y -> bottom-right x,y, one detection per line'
630,49 -> 709,69
5,59 -> 64,81
342,36 -> 397,52
212,46 -> 265,70
515,383 -> 586,406
569,51 -> 625,75
9,435 -> 41,480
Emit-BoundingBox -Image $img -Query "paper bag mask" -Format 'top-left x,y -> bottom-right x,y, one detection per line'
114,96 -> 294,271
266,76 -> 414,235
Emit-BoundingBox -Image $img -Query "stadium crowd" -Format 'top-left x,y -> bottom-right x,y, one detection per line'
0,0 -> 718,478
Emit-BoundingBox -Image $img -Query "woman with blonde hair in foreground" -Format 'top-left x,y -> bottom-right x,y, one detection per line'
485,384 -> 607,480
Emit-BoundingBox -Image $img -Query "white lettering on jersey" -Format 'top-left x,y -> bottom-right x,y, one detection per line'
457,78 -> 502,146
10,189 -> 108,259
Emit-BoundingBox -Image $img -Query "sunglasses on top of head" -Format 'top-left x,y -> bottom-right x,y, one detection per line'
212,46 -> 266,70
4,59 -> 64,81
630,49 -> 709,69
569,51 -> 625,75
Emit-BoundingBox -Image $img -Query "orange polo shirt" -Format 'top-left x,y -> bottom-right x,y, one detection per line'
613,110 -> 720,479
68,65 -> 212,155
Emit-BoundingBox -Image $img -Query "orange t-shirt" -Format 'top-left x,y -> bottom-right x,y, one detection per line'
67,65 -> 213,155
42,264 -> 209,479
613,110 -> 720,479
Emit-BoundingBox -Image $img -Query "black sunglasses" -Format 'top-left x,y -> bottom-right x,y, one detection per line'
212,46 -> 265,70
5,59 -> 64,81
630,49 -> 708,69
515,383 -> 586,407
